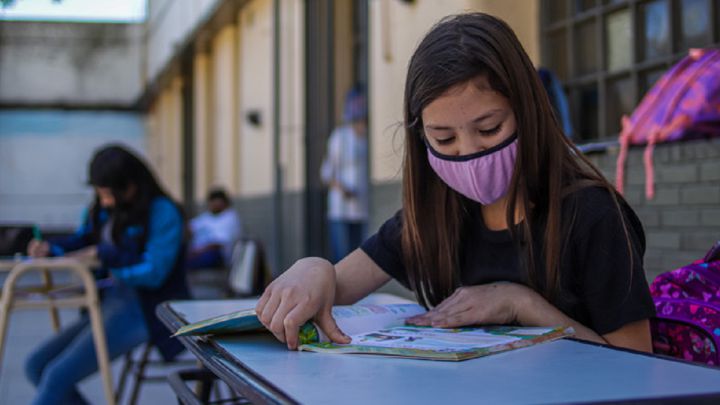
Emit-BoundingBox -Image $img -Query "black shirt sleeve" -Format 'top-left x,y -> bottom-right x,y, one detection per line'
571,190 -> 656,335
360,210 -> 410,288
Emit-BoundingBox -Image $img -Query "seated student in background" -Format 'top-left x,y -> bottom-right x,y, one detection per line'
25,144 -> 189,405
186,188 -> 242,270
254,13 -> 655,353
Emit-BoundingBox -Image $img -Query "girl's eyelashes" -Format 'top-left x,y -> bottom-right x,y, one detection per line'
436,137 -> 455,145
478,123 -> 502,136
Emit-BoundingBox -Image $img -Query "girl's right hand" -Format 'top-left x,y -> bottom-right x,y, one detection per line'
255,257 -> 351,350
27,239 -> 50,257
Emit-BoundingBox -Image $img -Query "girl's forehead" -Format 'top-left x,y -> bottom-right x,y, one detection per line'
422,80 -> 509,122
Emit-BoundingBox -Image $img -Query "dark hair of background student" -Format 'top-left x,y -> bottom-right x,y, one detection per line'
87,145 -> 178,246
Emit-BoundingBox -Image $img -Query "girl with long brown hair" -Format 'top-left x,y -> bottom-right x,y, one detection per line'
256,12 -> 655,352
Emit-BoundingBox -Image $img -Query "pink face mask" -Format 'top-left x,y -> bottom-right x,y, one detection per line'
426,134 -> 517,205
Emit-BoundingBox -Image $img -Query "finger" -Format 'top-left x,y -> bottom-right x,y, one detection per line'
269,298 -> 298,345
406,315 -> 431,326
283,302 -> 315,350
257,292 -> 281,328
431,308 -> 474,328
315,309 -> 351,344
432,289 -> 464,313
255,289 -> 272,316
406,311 -> 433,325
427,301 -> 473,325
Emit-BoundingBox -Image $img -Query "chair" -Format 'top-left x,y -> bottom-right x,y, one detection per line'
226,238 -> 272,297
116,238 -> 272,404
0,258 -> 115,405
115,342 -> 197,405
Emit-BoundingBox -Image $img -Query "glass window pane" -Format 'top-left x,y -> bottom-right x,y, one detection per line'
575,21 -> 599,76
641,0 -> 670,61
575,0 -> 598,13
548,0 -> 569,23
681,0 -> 712,49
606,76 -> 635,135
606,9 -> 633,71
640,68 -> 667,97
547,29 -> 569,81
575,84 -> 599,140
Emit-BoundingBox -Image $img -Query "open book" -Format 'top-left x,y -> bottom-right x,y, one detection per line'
173,303 -> 573,361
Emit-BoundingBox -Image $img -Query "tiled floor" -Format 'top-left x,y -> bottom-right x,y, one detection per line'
0,269 -> 201,405
0,306 -> 198,404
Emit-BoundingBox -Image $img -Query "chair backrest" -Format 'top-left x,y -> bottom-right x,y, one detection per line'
227,238 -> 271,297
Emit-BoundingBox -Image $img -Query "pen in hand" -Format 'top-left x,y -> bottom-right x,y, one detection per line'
33,225 -> 42,241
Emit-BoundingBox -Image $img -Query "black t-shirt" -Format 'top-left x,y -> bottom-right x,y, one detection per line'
360,186 -> 656,335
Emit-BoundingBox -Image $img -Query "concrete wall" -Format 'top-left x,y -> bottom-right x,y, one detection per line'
588,139 -> 720,281
145,0 -> 221,86
0,110 -> 146,228
0,21 -> 144,106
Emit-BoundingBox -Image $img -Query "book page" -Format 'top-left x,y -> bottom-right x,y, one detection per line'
350,326 -> 521,351
316,304 -> 426,341
300,325 -> 573,361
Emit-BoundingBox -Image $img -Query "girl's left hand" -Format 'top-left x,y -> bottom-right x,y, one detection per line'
406,282 -> 536,328
67,245 -> 98,260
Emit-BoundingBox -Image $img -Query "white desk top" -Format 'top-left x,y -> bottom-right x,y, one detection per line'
166,298 -> 720,405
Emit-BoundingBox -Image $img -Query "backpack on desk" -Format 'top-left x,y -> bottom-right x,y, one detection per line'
650,241 -> 720,366
615,48 -> 720,200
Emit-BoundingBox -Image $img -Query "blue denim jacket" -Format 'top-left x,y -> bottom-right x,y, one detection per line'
50,196 -> 189,360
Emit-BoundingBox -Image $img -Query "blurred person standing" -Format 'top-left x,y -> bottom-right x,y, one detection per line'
320,86 -> 370,263
186,187 -> 242,270
25,145 -> 188,405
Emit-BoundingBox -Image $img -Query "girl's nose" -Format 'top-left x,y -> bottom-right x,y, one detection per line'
456,132 -> 484,156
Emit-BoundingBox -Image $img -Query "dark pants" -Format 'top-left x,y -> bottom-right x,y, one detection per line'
25,286 -> 149,405
186,248 -> 224,270
329,220 -> 367,263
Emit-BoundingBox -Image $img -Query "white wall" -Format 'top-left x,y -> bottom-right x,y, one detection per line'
0,21 -> 144,106
0,111 -> 146,228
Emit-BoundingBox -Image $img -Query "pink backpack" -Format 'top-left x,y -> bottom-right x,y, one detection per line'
650,242 -> 720,366
615,49 -> 720,199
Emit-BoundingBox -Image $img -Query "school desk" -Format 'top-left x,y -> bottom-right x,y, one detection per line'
158,297 -> 720,405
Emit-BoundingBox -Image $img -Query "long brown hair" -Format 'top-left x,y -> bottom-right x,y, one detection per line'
401,13 -> 632,307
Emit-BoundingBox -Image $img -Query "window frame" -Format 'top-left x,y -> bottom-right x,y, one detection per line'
540,0 -> 720,143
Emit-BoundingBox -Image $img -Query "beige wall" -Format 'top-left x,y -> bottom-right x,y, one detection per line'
210,24 -> 240,195
278,0 -> 306,193
469,0 -> 540,63
193,52 -> 211,201
147,78 -> 183,200
368,0 -> 540,183
238,0 -> 274,197
334,0 -> 355,123
235,0 -> 305,196
146,0 -> 306,202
